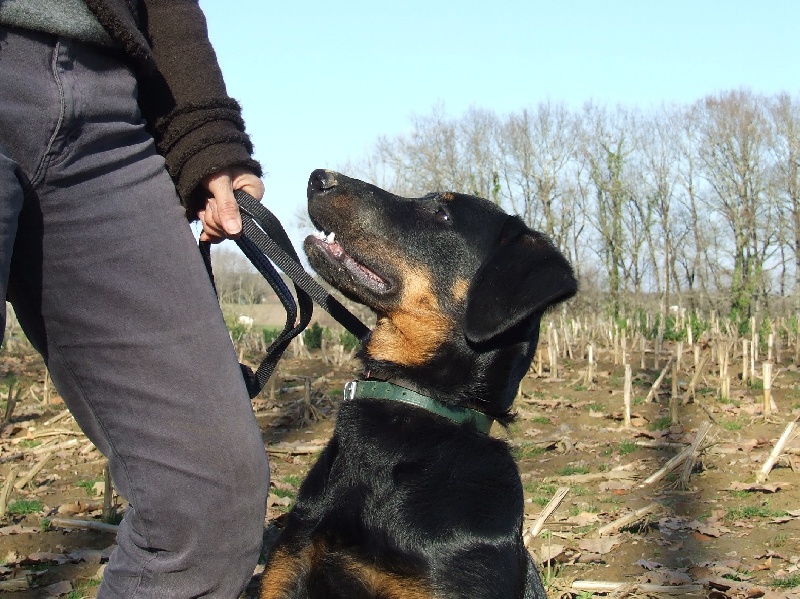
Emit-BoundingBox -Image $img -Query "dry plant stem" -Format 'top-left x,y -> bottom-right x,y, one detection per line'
43,409 -> 72,426
3,381 -> 20,423
267,443 -> 325,455
623,364 -> 632,428
645,356 -> 673,403
678,421 -> 712,489
32,439 -> 78,455
763,362 -> 773,417
0,452 -> 25,465
634,440 -> 686,451
670,356 -> 678,400
524,486 -> 569,546
0,466 -> 19,519
584,344 -> 594,388
102,461 -> 115,523
30,429 -> 80,439
49,517 -> 119,534
14,451 -> 54,491
742,339 -> 749,383
0,579 -> 30,592
572,581 -> 703,594
641,422 -> 711,488
669,386 -> 680,425
682,354 -> 710,405
756,417 -> 799,484
597,502 -> 661,537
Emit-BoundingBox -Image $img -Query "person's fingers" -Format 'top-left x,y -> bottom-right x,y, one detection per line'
205,177 -> 242,238
198,201 -> 225,242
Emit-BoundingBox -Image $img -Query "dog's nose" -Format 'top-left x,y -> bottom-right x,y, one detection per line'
308,169 -> 338,195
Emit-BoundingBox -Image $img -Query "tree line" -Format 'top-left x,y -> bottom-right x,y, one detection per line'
345,89 -> 800,323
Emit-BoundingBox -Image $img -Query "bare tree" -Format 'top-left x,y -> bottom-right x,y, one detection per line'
695,90 -> 777,319
635,104 -> 689,312
497,100 -> 578,246
348,92 -> 800,316
580,103 -> 637,317
768,93 -> 800,310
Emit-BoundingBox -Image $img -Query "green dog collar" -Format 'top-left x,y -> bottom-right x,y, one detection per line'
343,380 -> 493,434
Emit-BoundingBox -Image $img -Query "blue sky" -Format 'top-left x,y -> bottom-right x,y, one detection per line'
200,0 -> 799,251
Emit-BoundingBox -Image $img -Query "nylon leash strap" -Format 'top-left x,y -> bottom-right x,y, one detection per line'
200,190 -> 370,398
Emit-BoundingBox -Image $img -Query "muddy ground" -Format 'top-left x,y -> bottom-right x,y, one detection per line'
1,331 -> 800,598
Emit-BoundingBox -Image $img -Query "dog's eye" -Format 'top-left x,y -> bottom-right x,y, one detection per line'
434,207 -> 450,222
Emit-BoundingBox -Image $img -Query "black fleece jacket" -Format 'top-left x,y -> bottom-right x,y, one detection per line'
83,0 -> 261,217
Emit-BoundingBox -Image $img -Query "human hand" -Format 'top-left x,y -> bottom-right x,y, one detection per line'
198,168 -> 265,243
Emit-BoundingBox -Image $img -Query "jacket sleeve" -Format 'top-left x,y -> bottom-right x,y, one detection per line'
136,0 -> 262,217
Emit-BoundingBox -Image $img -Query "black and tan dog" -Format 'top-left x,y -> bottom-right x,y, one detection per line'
260,170 -> 577,598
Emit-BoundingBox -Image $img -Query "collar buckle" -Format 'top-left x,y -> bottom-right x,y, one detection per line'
343,380 -> 357,401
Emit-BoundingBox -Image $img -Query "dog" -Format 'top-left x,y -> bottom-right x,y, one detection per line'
260,170 -> 577,598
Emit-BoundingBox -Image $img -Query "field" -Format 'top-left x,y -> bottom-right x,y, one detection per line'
1,308 -> 800,598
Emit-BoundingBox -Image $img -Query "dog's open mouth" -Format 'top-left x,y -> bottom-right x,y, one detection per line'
306,229 -> 391,294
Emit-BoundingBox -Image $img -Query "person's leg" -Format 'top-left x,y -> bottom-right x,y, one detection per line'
1,28 -> 269,598
0,150 -> 24,337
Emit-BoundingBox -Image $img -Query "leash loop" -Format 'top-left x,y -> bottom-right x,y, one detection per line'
201,191 -> 370,398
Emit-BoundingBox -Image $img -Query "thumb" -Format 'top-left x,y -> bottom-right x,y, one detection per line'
216,189 -> 242,237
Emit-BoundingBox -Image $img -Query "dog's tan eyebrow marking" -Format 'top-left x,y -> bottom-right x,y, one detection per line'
367,266 -> 451,367
452,277 -> 469,302
439,192 -> 455,201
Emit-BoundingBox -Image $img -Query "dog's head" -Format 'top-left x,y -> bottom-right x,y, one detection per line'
304,169 -> 577,420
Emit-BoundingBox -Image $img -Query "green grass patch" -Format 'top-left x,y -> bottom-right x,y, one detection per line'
574,524 -> 598,535
729,489 -> 751,499
528,496 -> 551,506
530,416 -> 551,425
524,481 -> 557,495
76,478 -> 102,496
721,419 -> 743,432
717,396 -> 741,407
512,444 -> 547,460
583,402 -> 605,412
649,416 -> 672,431
103,510 -> 124,526
7,499 -> 43,515
66,578 -> 102,599
17,439 -> 41,449
725,504 -> 787,520
539,561 -> 564,590
770,533 -> 789,548
569,504 -> 599,516
557,465 -> 590,476
272,488 -> 296,500
619,440 -> 637,455
772,574 -> 800,589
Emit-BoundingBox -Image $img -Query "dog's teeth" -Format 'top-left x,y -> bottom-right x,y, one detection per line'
313,230 -> 326,241
326,232 -> 336,244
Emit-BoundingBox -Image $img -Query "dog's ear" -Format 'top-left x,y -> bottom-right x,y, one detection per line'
464,218 -> 577,345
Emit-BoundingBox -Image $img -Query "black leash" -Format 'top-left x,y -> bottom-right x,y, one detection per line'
200,190 -> 370,398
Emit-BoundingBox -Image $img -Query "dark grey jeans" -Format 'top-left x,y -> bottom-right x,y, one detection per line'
0,27 -> 269,598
